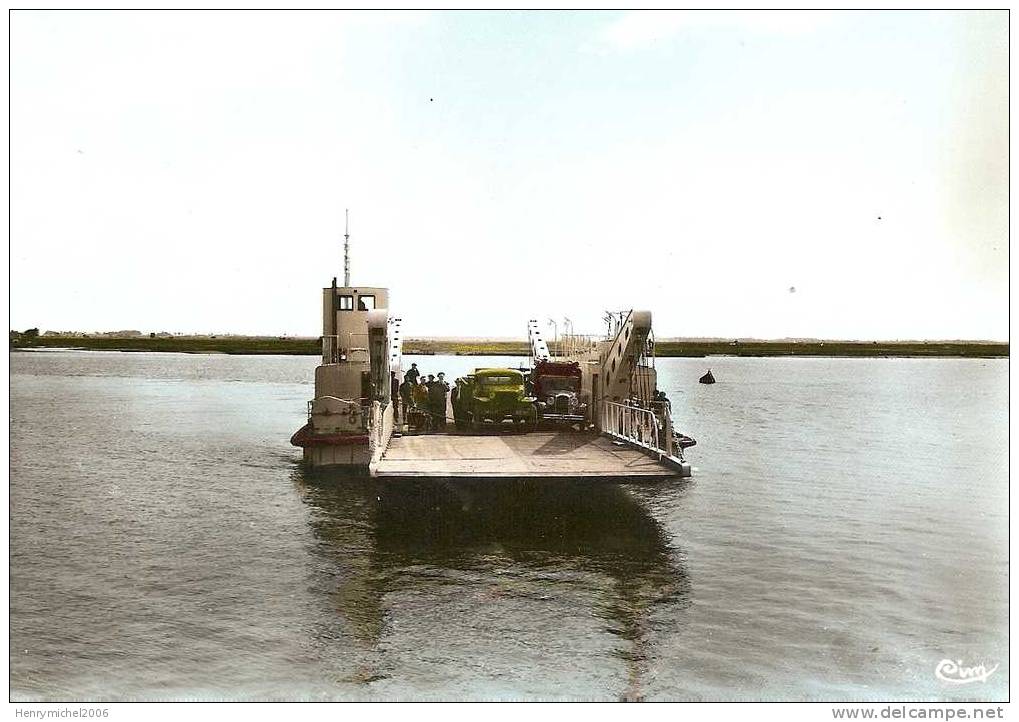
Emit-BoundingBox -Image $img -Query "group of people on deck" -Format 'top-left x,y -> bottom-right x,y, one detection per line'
395,363 -> 450,429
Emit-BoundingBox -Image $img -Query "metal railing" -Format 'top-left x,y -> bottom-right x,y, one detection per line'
601,400 -> 663,456
555,333 -> 597,358
307,397 -> 371,424
603,310 -> 630,340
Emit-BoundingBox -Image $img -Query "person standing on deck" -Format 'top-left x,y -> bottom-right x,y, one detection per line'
405,363 -> 420,385
430,373 -> 450,429
450,383 -> 460,428
410,377 -> 430,431
413,377 -> 429,407
424,374 -> 436,418
399,376 -> 415,416
423,375 -> 438,431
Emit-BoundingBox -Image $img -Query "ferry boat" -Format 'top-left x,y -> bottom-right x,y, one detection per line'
291,220 -> 693,479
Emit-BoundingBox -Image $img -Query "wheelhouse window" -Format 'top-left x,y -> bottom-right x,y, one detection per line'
358,295 -> 376,311
338,295 -> 354,311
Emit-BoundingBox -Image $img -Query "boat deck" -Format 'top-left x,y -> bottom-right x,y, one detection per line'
375,431 -> 679,479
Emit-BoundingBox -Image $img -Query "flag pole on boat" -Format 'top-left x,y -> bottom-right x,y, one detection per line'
343,208 -> 351,286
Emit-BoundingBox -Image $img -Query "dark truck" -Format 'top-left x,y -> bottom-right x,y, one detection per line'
531,360 -> 587,426
452,368 -> 538,431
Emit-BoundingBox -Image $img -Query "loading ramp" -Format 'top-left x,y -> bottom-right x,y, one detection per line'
375,431 -> 682,480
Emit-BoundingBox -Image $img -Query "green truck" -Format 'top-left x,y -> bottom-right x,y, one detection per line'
452,368 -> 538,431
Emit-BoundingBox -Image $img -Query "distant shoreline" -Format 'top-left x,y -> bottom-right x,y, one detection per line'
8,335 -> 1009,358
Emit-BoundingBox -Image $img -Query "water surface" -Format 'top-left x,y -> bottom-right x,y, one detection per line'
9,351 -> 1008,700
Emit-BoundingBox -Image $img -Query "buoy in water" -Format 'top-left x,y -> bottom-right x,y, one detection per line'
699,370 -> 716,385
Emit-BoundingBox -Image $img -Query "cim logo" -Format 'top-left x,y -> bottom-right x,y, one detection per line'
935,659 -> 999,685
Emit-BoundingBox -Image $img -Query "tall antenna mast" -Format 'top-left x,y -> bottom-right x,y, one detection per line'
343,208 -> 350,286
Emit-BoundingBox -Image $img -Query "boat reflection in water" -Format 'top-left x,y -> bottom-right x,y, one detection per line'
292,471 -> 690,700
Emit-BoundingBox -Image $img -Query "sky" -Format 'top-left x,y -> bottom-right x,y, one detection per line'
9,10 -> 1009,340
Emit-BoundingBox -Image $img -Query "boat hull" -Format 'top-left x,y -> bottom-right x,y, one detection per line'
291,402 -> 395,473
302,443 -> 372,471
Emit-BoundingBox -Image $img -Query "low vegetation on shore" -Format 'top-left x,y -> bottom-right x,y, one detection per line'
8,332 -> 1009,358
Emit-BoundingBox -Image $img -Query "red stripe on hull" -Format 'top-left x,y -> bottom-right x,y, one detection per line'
290,423 -> 369,448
